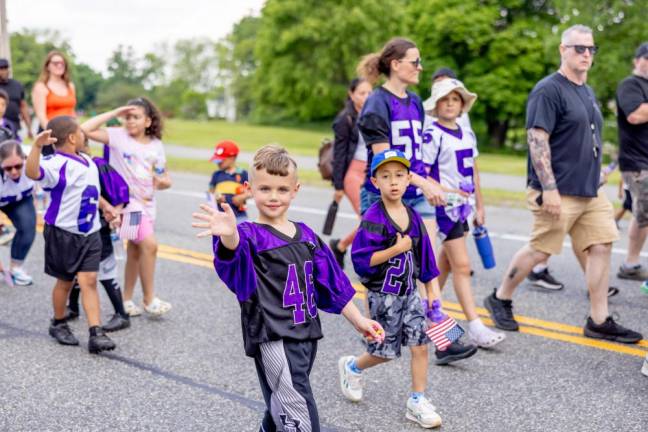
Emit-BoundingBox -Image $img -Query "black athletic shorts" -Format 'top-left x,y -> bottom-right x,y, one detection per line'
44,224 -> 102,281
444,220 -> 470,242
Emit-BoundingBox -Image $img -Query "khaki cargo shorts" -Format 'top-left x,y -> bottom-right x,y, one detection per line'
621,170 -> 648,228
527,188 -> 619,255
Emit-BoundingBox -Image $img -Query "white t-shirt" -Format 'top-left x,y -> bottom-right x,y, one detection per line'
0,170 -> 35,207
106,128 -> 166,220
353,133 -> 368,162
38,152 -> 101,236
422,122 -> 479,191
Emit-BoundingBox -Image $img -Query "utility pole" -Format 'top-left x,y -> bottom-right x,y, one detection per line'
0,0 -> 10,76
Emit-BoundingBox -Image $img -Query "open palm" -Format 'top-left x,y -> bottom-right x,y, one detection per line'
192,203 -> 237,238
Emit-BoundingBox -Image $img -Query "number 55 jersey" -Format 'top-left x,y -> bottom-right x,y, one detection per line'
213,222 -> 356,357
37,152 -> 101,236
351,201 -> 439,295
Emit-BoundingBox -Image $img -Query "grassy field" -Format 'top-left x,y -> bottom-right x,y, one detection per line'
163,118 -> 623,185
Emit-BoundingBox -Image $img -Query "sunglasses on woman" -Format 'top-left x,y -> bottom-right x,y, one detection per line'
398,58 -> 423,68
565,45 -> 598,55
2,163 -> 23,172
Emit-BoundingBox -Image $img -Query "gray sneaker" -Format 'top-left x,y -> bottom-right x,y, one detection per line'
617,264 -> 648,281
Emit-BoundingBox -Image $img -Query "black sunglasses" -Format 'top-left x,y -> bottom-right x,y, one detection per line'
399,58 -> 422,68
565,45 -> 598,55
2,163 -> 23,172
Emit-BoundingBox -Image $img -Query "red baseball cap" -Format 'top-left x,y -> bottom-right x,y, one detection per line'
210,140 -> 239,161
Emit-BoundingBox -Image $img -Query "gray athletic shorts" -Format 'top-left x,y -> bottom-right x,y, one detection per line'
622,170 -> 648,227
366,290 -> 429,359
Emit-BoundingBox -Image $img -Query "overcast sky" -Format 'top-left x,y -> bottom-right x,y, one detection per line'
6,0 -> 264,72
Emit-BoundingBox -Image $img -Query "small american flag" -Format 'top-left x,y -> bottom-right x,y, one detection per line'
119,211 -> 142,240
425,316 -> 464,351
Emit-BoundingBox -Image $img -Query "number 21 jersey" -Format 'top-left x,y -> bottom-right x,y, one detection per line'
213,222 -> 356,357
37,152 -> 101,236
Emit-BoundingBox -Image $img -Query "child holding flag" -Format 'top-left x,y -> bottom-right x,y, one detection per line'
338,150 -> 474,429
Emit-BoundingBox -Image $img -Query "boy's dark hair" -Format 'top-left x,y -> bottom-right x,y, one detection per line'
0,140 -> 25,162
127,97 -> 163,139
252,144 -> 298,177
0,89 -> 9,104
46,115 -> 79,148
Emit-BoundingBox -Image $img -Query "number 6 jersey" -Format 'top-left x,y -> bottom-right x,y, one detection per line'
213,221 -> 356,357
351,201 -> 439,296
37,152 -> 101,236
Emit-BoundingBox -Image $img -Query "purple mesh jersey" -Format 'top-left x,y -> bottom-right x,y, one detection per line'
357,87 -> 426,199
351,201 -> 439,295
213,221 -> 356,356
93,156 -> 129,207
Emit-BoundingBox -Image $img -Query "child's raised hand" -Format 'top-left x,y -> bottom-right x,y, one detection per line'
33,130 -> 56,149
394,232 -> 412,253
113,105 -> 139,117
192,202 -> 237,238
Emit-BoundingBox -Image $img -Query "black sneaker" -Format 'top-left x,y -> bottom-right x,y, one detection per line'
435,341 -> 478,365
102,314 -> 131,332
88,328 -> 116,354
584,316 -> 643,344
49,321 -> 79,346
484,289 -> 519,331
329,239 -> 346,269
527,269 -> 564,290
617,264 -> 648,281
63,307 -> 79,321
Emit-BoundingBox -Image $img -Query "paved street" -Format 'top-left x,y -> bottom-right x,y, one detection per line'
1,171 -> 647,432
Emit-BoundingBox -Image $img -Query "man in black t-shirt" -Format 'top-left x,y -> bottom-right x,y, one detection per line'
484,25 -> 642,344
617,43 -> 648,282
0,58 -> 33,140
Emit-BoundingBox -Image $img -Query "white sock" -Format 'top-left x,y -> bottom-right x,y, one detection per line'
532,264 -> 547,274
623,261 -> 640,269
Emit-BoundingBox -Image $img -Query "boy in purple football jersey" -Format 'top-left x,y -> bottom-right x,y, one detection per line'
192,144 -> 384,432
338,149 -> 453,429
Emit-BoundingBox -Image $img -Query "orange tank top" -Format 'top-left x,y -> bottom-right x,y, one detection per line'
46,85 -> 77,119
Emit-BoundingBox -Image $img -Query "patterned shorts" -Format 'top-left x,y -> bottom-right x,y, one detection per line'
366,290 -> 429,359
622,171 -> 648,227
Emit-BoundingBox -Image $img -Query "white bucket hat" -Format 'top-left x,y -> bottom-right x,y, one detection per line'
423,78 -> 477,117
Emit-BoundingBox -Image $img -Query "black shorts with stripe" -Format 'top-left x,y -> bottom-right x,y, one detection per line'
44,224 -> 102,281
254,339 -> 319,432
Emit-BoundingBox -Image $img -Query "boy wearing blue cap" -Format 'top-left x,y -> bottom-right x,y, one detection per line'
338,149 -> 446,429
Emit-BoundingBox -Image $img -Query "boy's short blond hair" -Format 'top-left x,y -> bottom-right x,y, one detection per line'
251,144 -> 298,178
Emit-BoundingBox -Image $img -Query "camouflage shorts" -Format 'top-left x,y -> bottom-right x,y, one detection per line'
366,290 -> 429,359
622,171 -> 648,227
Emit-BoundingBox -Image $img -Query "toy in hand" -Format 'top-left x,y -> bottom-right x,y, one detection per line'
365,324 -> 385,343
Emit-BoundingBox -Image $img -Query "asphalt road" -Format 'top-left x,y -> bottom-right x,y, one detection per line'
1,172 -> 647,432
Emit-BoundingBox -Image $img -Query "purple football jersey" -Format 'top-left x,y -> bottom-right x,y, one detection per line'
358,87 -> 426,199
213,221 -> 356,356
351,201 -> 439,295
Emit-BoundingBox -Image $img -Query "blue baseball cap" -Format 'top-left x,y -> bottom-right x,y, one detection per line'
371,149 -> 411,176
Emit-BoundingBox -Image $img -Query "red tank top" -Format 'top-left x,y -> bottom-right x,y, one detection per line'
46,85 -> 76,119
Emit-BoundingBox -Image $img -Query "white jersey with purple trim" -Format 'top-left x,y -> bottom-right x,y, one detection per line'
422,122 -> 479,191
0,170 -> 35,207
37,152 -> 101,236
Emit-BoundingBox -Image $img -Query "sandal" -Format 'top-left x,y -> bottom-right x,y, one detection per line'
468,327 -> 506,348
123,300 -> 143,317
143,297 -> 172,317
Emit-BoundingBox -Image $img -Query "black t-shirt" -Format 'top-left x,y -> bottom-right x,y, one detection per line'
0,79 -> 25,128
526,72 -> 603,197
617,75 -> 648,172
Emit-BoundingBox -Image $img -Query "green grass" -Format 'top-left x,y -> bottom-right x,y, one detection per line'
164,118 -> 328,157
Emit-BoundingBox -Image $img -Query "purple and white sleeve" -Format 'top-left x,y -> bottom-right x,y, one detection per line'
212,225 -> 257,302
312,236 -> 355,314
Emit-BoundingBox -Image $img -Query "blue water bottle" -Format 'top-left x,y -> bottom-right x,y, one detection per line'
473,226 -> 496,270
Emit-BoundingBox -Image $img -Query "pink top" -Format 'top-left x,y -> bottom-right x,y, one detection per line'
106,127 -> 166,220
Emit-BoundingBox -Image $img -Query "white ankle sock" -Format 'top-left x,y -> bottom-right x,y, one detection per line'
532,264 -> 547,274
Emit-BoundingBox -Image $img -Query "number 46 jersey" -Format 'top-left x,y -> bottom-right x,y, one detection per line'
213,222 -> 356,357
37,152 -> 101,236
351,201 -> 439,296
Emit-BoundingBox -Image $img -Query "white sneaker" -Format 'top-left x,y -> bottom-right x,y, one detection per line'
123,300 -> 142,317
10,267 -> 33,286
406,396 -> 442,429
338,356 -> 363,402
642,354 -> 648,377
143,297 -> 172,317
467,325 -> 506,348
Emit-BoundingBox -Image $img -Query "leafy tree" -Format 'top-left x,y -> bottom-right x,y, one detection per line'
251,0 -> 408,123
74,63 -> 104,111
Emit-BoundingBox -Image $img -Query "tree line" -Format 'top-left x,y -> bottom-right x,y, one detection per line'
10,0 -> 647,149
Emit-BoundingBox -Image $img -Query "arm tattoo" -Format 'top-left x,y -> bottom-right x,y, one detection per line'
527,128 -> 556,191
